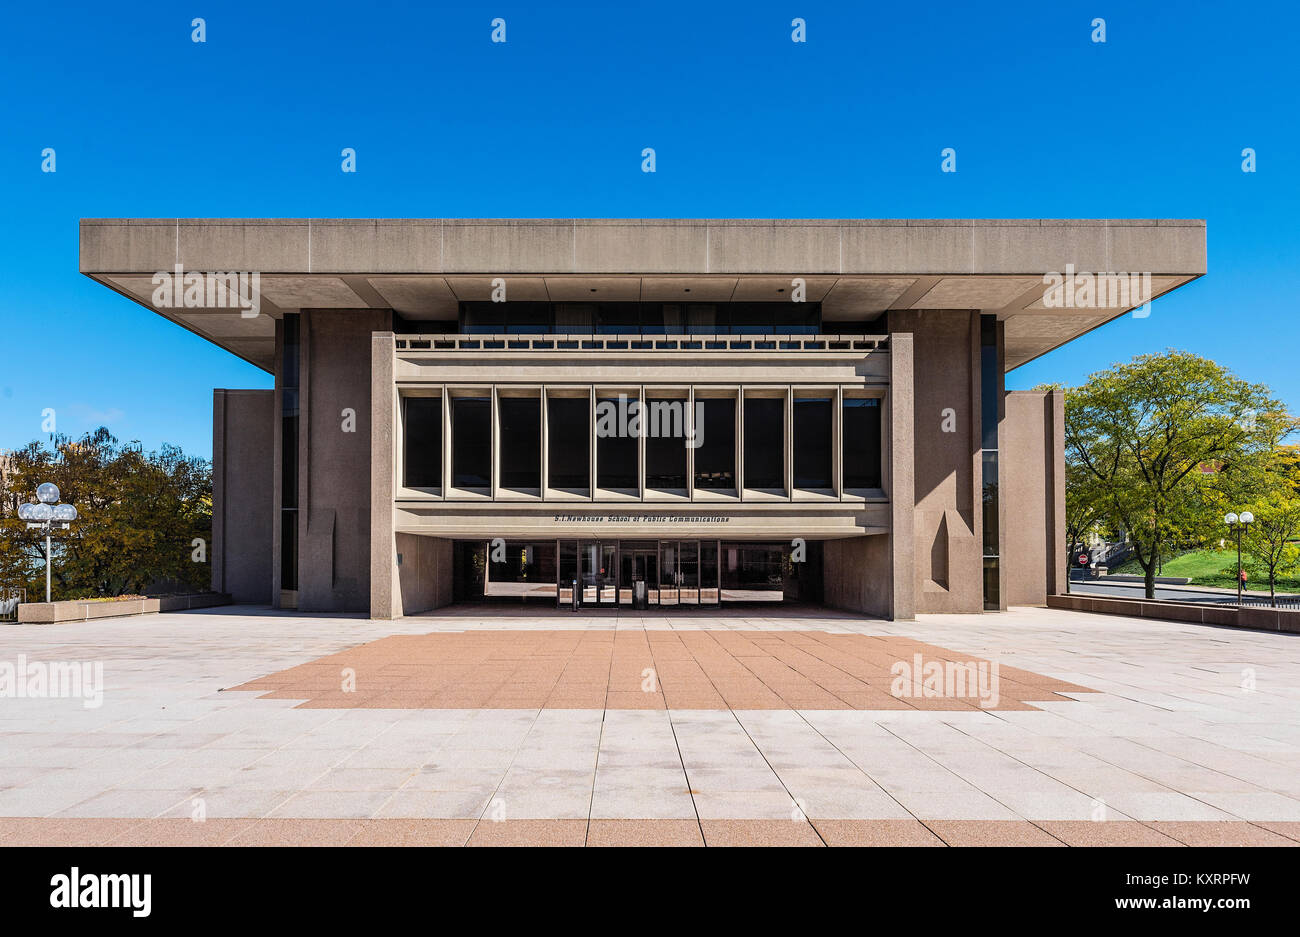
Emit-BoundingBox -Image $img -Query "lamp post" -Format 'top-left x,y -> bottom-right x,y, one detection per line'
1224,511 -> 1254,607
17,483 -> 78,603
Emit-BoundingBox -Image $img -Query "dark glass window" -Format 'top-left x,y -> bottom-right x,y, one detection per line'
456,301 -> 822,335
596,397 -> 638,489
499,397 -> 540,490
486,541 -> 556,588
793,397 -> 832,489
686,304 -> 717,334
279,313 -> 300,592
451,397 -> 491,488
983,558 -> 1000,608
645,398 -> 687,490
404,397 -> 442,489
461,302 -> 552,333
547,397 -> 589,490
280,511 -> 298,591
558,540 -> 577,604
280,411 -> 298,508
842,398 -> 882,489
743,398 -> 784,489
694,398 -> 735,490
980,314 -> 1001,610
596,304 -> 639,334
982,450 -> 999,556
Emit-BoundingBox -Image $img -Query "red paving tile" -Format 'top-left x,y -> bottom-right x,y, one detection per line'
586,820 -> 705,847
700,820 -> 826,847
812,819 -> 946,847
1034,821 -> 1183,847
231,630 -> 1092,711
466,820 -> 588,847
924,821 -> 1066,847
1142,822 -> 1299,847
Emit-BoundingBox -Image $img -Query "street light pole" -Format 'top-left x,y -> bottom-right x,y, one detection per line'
1235,523 -> 1243,606
1224,511 -> 1255,608
17,483 -> 77,604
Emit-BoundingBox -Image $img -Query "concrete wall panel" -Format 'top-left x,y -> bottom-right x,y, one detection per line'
212,389 -> 274,603
298,309 -> 391,612
396,533 -> 454,615
1003,389 -> 1065,606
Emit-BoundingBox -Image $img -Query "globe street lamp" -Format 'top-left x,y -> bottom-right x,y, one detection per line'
17,483 -> 78,603
1224,511 -> 1255,607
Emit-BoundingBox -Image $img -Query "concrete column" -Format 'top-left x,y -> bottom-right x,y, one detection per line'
888,333 -> 916,620
1047,387 -> 1066,597
212,390 -> 226,594
370,331 -> 397,619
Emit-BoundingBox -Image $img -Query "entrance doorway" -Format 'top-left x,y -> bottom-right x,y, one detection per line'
619,542 -> 658,607
581,542 -> 617,606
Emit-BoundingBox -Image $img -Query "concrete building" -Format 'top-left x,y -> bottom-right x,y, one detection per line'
79,219 -> 1205,619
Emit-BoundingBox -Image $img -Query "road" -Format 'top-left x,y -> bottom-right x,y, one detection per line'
1069,577 -> 1300,607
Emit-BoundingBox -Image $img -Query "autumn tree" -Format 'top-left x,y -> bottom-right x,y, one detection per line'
0,428 -> 212,600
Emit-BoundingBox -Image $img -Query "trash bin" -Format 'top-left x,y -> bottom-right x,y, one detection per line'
633,580 -> 647,610
571,579 -> 580,612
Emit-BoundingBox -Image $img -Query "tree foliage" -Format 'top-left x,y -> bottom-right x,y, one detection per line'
1064,351 -> 1291,599
0,428 -> 212,600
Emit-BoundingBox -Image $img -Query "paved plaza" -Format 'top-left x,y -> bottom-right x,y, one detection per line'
1,604 -> 1298,846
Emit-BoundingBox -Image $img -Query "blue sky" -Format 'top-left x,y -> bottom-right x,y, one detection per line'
2,1 -> 1296,457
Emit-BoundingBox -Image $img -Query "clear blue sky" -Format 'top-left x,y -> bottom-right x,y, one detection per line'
2,1 -> 1296,458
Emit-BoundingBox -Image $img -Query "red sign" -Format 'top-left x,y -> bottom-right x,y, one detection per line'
1078,554 -> 1089,565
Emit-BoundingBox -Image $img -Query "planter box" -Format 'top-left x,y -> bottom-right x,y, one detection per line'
17,597 -> 161,624
157,593 -> 232,612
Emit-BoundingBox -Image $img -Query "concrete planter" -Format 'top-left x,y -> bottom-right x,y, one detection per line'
18,597 -> 161,624
14,593 -> 232,623
157,593 -> 232,612
1049,593 -> 1300,634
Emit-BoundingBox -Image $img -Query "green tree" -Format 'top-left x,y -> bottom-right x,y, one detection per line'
1242,491 -> 1300,606
1065,351 -> 1287,599
0,428 -> 212,600
1063,458 -> 1106,594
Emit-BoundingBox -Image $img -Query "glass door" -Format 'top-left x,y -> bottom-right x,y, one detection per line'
619,543 -> 659,607
599,543 -> 617,605
658,541 -> 679,606
678,541 -> 699,605
580,541 -> 617,606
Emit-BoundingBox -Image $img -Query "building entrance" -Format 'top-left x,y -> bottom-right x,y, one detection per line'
456,538 -> 815,608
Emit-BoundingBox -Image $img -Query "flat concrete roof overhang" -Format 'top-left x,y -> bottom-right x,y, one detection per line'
79,218 -> 1206,373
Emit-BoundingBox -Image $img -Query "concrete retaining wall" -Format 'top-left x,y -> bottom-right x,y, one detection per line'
1049,593 -> 1300,634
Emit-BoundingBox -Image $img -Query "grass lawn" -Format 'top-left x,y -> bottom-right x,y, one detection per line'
1114,548 -> 1300,593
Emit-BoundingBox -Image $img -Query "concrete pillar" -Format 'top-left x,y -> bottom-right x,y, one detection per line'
1048,388 -> 1066,597
888,332 -> 916,620
370,331 -> 398,619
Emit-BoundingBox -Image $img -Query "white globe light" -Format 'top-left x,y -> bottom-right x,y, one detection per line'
31,503 -> 54,521
35,482 -> 60,504
1225,512 -> 1238,526
17,503 -> 34,520
1240,511 -> 1255,525
53,504 -> 77,522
